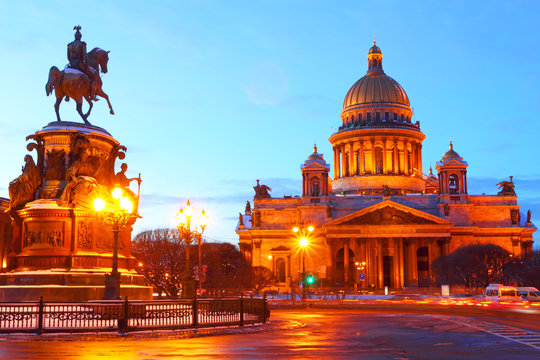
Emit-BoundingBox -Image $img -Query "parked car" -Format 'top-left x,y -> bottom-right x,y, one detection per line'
516,287 -> 540,302
485,284 -> 521,302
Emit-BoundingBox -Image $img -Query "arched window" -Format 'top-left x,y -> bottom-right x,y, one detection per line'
448,174 -> 459,193
375,147 -> 384,174
311,177 -> 320,196
276,258 -> 286,283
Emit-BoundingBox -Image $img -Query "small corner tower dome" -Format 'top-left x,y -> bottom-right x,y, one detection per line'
305,144 -> 327,165
442,141 -> 462,160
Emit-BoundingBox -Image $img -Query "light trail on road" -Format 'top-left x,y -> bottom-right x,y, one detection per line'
433,315 -> 540,350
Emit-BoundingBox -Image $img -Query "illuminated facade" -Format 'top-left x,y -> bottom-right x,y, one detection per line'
236,43 -> 536,290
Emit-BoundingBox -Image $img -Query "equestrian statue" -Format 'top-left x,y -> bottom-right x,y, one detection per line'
46,26 -> 114,125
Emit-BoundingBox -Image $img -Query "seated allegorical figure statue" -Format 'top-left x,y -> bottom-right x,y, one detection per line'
57,150 -> 98,209
8,155 -> 42,211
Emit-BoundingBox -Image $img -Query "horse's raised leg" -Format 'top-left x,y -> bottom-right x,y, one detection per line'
83,96 -> 94,121
97,90 -> 115,115
76,101 -> 91,125
54,95 -> 63,122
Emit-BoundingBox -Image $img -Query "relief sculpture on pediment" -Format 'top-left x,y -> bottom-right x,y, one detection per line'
342,207 -> 436,225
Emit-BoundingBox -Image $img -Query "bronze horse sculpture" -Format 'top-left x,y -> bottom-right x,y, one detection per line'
46,48 -> 114,125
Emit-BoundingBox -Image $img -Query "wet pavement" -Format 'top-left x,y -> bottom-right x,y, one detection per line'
1,308 -> 539,359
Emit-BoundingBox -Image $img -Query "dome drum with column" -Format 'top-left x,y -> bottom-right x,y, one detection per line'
330,42 -> 425,194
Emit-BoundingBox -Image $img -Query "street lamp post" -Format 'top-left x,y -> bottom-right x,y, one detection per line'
94,187 -> 134,300
175,200 -> 208,298
293,225 -> 314,300
355,261 -> 366,291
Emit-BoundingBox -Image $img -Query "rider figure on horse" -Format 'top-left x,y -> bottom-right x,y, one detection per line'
67,26 -> 98,100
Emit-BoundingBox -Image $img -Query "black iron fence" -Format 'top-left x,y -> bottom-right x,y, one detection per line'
0,296 -> 269,334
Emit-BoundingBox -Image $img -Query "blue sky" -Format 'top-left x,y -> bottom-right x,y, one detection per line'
0,1 -> 538,246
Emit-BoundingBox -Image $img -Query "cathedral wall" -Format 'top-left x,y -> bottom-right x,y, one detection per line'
443,205 -> 474,226
469,195 -> 517,206
259,208 -> 297,229
471,206 -> 514,227
448,235 -> 515,254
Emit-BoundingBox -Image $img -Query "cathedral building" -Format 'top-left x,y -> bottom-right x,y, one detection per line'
236,43 -> 536,290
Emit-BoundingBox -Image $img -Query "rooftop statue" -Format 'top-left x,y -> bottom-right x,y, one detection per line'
45,26 -> 114,125
497,176 -> 516,196
253,179 -> 271,199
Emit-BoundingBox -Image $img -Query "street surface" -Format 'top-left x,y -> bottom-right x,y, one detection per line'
0,307 -> 539,359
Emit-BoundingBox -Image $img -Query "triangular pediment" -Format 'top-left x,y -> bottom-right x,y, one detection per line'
271,245 -> 290,251
326,200 -> 451,226
302,162 -> 330,170
437,158 -> 468,167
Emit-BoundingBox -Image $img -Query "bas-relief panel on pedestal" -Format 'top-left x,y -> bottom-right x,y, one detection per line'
23,221 -> 64,249
77,220 -> 93,250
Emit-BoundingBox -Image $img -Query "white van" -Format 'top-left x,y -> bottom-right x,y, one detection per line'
516,287 -> 540,302
485,284 -> 521,302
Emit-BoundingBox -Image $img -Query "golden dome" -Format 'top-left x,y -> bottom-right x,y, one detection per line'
306,145 -> 326,162
442,141 -> 461,160
343,43 -> 410,110
343,74 -> 410,109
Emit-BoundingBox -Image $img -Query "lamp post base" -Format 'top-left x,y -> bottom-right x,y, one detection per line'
103,273 -> 122,300
182,279 -> 196,299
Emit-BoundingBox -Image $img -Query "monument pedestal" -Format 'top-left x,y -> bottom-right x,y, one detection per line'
0,270 -> 152,301
2,122 -> 152,301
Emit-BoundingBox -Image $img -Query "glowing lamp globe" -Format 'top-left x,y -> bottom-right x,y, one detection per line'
198,209 -> 209,228
299,237 -> 308,247
183,200 -> 194,218
175,210 -> 187,227
112,187 -> 123,200
119,197 -> 133,213
94,198 -> 106,212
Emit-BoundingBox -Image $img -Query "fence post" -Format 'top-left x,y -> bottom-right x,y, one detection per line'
118,297 -> 129,333
37,296 -> 44,335
239,295 -> 244,327
192,298 -> 198,328
263,293 -> 268,323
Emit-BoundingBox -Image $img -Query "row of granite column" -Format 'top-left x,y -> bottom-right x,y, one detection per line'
327,237 -> 450,289
333,138 -> 423,179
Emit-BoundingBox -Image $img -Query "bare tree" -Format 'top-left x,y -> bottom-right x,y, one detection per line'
132,228 -> 185,298
250,266 -> 274,295
431,244 -> 515,290
505,250 -> 540,288
202,242 -> 251,295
